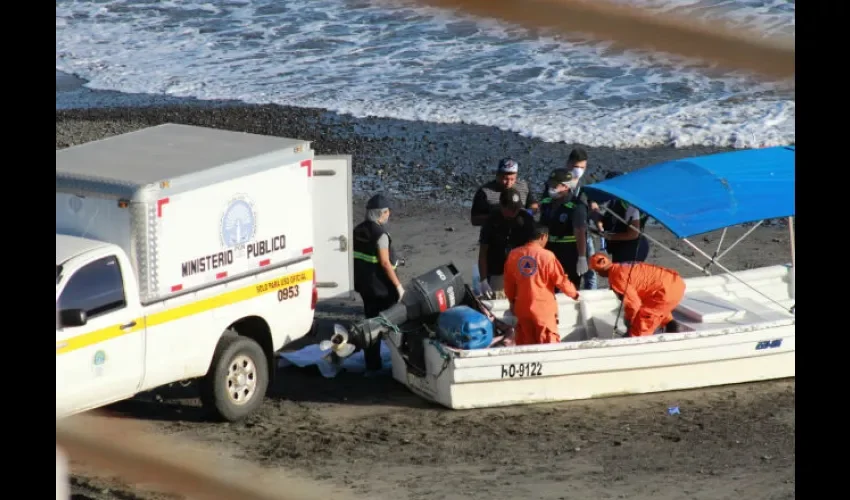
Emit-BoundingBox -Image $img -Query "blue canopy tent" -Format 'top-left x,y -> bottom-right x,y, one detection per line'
582,146 -> 795,283
582,146 -> 795,240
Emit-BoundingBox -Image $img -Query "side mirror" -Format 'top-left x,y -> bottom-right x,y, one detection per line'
59,309 -> 87,328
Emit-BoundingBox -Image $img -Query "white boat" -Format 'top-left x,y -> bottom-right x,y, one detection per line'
384,146 -> 796,409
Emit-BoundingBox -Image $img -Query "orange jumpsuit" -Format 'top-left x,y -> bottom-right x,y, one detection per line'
503,242 -> 579,345
607,262 -> 686,337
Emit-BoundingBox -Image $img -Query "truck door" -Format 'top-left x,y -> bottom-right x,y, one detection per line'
55,254 -> 145,416
312,155 -> 354,300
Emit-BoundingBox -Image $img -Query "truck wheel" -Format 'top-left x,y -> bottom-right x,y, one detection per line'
200,333 -> 269,422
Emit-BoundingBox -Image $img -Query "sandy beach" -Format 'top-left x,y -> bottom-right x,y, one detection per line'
57,101 -> 794,500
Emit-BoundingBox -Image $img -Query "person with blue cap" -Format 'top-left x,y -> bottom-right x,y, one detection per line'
352,193 -> 404,372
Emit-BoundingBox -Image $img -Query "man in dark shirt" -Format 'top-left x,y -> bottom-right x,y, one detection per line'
477,187 -> 536,298
470,158 -> 539,227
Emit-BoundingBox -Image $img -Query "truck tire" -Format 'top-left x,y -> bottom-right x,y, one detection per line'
200,332 -> 269,422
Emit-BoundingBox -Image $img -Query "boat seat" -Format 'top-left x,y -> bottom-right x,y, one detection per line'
675,290 -> 746,323
732,298 -> 794,323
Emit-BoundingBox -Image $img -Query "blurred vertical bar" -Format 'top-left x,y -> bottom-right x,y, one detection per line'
57,446 -> 69,500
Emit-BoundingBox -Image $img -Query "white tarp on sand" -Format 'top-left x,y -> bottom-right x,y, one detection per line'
278,341 -> 392,378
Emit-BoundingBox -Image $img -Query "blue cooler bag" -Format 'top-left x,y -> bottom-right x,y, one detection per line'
437,306 -> 494,350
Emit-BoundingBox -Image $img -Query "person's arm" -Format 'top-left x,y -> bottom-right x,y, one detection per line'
551,257 -> 579,300
622,286 -> 642,326
610,268 -> 641,325
576,227 -> 587,256
525,189 -> 540,214
594,201 -> 609,231
478,244 -> 489,282
503,252 -> 517,310
605,206 -> 641,241
539,204 -> 550,225
577,190 -> 597,212
589,210 -> 605,232
470,189 -> 492,226
376,234 -> 401,288
478,223 -> 490,279
573,204 -> 588,257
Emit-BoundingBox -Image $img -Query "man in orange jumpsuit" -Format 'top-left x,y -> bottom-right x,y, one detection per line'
589,252 -> 686,336
504,222 -> 580,345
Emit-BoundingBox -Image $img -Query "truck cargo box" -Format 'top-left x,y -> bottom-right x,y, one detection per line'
56,124 -> 353,304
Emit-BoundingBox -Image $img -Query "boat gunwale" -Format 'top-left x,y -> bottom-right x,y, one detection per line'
446,316 -> 795,359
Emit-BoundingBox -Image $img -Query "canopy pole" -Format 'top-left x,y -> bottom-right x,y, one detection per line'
681,238 -> 792,313
598,205 -> 707,274
715,228 -> 727,257
715,221 -> 763,262
700,227 -> 729,274
788,216 -> 795,299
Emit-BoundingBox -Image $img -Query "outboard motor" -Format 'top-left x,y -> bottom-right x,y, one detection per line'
322,261 -> 515,375
338,262 -> 467,347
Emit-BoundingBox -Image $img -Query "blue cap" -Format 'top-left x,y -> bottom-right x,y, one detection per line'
366,194 -> 393,210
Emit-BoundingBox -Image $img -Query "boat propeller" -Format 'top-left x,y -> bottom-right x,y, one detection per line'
319,324 -> 357,359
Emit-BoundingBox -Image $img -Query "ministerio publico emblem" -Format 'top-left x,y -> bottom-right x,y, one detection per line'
221,195 -> 257,253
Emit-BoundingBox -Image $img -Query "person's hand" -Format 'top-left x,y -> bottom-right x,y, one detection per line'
396,284 -> 406,302
588,226 -> 604,237
479,280 -> 493,298
576,256 -> 589,275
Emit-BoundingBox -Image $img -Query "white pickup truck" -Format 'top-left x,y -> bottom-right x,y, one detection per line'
56,124 -> 353,422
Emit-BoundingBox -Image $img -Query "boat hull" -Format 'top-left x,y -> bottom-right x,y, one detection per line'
385,264 -> 795,409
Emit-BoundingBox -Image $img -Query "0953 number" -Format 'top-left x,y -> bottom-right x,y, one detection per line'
501,362 -> 543,378
277,285 -> 300,302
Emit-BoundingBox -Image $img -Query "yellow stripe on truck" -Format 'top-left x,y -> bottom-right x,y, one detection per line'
55,268 -> 314,356
55,321 -> 146,355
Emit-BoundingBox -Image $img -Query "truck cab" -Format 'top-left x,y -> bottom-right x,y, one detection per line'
56,235 -> 144,416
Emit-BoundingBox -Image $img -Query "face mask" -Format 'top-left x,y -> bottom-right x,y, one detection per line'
547,188 -> 559,198
571,167 -> 585,181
